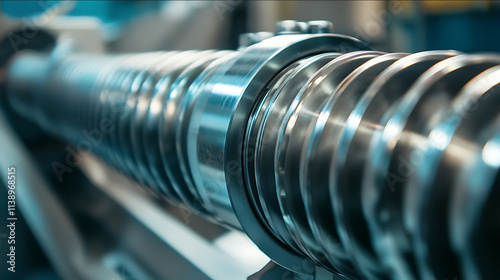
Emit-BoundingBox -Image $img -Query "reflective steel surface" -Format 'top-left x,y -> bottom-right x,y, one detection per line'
5,32 -> 500,279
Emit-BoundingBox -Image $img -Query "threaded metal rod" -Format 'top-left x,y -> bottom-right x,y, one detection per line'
7,49 -> 239,218
5,36 -> 500,280
244,49 -> 500,279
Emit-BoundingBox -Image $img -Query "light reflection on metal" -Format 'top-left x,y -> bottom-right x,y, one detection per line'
5,28 -> 500,280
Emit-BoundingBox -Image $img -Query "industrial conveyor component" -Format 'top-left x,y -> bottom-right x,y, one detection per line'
4,24 -> 500,280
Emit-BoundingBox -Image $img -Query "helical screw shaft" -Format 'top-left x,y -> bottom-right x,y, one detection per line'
5,45 -> 500,280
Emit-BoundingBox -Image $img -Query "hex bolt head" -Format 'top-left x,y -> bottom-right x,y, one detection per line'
238,32 -> 275,49
239,33 -> 256,49
307,20 -> 334,34
275,20 -> 308,34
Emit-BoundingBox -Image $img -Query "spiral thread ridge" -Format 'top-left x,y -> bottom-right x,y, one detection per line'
245,50 -> 500,279
6,48 -> 500,279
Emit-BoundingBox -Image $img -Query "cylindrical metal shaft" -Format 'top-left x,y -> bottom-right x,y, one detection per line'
5,33 -> 500,280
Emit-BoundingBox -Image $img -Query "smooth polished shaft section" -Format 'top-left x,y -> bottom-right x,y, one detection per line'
5,38 -> 500,280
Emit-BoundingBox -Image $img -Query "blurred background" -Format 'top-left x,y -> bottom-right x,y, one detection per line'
1,1 -> 500,279
2,1 -> 500,54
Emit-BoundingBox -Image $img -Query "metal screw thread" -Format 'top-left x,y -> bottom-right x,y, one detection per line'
6,49 -> 500,280
7,50 -> 236,217
245,50 -> 500,279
